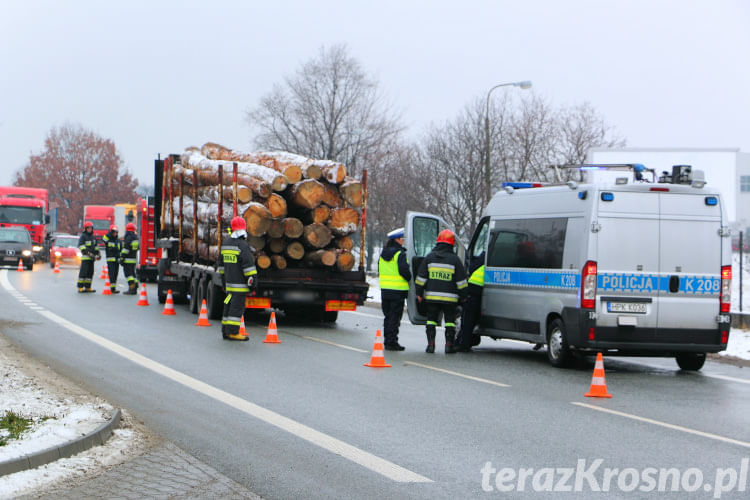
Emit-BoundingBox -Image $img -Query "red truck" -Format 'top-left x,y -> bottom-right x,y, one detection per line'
83,205 -> 115,246
0,186 -> 50,261
136,197 -> 161,282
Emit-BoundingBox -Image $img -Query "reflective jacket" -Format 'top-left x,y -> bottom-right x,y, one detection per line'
467,251 -> 486,290
218,235 -> 257,293
121,231 -> 139,264
78,231 -> 99,261
103,231 -> 121,262
378,240 -> 411,299
414,243 -> 468,304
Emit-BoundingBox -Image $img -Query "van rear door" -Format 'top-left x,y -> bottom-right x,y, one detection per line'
403,211 -> 465,325
657,193 -> 722,332
596,191 -> 660,334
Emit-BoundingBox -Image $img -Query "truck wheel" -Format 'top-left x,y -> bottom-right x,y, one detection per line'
206,284 -> 224,320
322,311 -> 338,323
675,353 -> 706,371
189,278 -> 199,314
546,318 -> 572,368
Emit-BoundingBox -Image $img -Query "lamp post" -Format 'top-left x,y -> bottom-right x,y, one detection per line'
484,80 -> 532,204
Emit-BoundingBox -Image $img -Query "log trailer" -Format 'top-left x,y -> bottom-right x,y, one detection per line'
152,149 -> 369,323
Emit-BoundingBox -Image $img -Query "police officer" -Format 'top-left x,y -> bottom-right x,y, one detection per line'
414,229 -> 468,353
121,223 -> 139,295
102,225 -> 121,294
378,227 -> 411,351
218,216 -> 257,341
455,250 -> 485,352
76,221 -> 99,293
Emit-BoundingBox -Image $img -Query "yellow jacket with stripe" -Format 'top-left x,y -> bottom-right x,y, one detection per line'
414,243 -> 468,304
218,235 -> 257,293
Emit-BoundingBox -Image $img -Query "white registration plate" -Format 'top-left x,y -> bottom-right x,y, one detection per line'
607,302 -> 647,314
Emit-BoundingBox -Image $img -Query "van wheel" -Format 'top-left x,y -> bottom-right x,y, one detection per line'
189,278 -> 199,314
546,318 -> 572,368
675,353 -> 706,371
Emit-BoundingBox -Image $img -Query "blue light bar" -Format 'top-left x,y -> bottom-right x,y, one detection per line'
501,182 -> 543,189
601,192 -> 614,202
705,196 -> 718,206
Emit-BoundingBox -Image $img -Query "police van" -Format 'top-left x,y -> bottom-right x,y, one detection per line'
404,165 -> 732,370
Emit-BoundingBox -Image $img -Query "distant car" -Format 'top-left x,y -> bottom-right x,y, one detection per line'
49,233 -> 81,267
0,227 -> 34,270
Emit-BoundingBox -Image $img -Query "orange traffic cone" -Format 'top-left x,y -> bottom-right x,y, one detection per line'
17,259 -> 24,272
53,260 -> 60,274
239,315 -> 248,337
162,289 -> 176,315
102,278 -> 112,295
100,265 -> 108,279
585,352 -> 612,398
195,299 -> 211,326
364,329 -> 391,368
136,283 -> 150,306
262,311 -> 281,343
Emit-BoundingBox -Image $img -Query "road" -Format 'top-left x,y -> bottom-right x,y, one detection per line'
2,264 -> 750,499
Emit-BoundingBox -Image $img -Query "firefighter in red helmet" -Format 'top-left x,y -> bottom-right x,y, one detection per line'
414,229 -> 468,353
218,216 -> 257,341
121,222 -> 140,295
102,225 -> 121,294
77,221 -> 100,292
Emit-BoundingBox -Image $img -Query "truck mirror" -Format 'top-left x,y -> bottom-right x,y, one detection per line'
45,214 -> 50,224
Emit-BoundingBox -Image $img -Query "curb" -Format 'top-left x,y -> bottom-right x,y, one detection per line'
0,408 -> 121,477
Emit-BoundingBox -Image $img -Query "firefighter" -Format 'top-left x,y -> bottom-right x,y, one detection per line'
120,223 -> 139,295
76,221 -> 99,293
218,216 -> 257,341
455,250 -> 485,352
414,229 -> 468,353
102,225 -> 121,294
378,227 -> 411,351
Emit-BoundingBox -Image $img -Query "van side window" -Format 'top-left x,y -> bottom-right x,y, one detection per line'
470,219 -> 489,257
413,217 -> 439,257
487,218 -> 568,269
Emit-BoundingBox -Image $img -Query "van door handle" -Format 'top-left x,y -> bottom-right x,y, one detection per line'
669,275 -> 680,293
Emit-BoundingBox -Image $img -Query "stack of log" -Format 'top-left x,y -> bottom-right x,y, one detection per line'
162,143 -> 363,272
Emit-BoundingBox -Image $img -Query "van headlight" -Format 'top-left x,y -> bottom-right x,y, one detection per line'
32,245 -> 42,252
22,250 -> 32,256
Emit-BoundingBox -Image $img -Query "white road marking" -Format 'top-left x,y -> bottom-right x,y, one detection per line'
343,310 -> 412,325
404,361 -> 510,388
701,373 -> 750,385
572,402 -> 750,449
30,307 -> 45,311
299,335 -> 368,353
0,270 -> 431,483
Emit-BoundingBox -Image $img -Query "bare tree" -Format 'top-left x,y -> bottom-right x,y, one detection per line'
246,44 -> 403,178
14,123 -> 138,233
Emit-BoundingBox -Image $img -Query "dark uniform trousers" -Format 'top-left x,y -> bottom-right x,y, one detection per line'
78,260 -> 94,289
381,298 -> 405,345
425,302 -> 458,343
107,261 -> 119,286
222,292 -> 246,336
457,286 -> 482,349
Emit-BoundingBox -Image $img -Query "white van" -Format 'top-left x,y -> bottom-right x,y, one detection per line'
405,165 -> 732,370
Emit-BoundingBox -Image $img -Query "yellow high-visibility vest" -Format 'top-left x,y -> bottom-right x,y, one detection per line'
379,251 -> 409,291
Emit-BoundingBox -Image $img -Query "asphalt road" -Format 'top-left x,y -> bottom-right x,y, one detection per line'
2,263 -> 750,499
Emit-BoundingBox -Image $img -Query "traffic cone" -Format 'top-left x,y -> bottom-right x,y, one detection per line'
100,265 -> 108,279
195,299 -> 211,326
364,329 -> 391,368
239,315 -> 248,337
136,283 -> 150,306
53,260 -> 60,274
102,278 -> 112,295
585,352 -> 612,398
162,289 -> 176,315
17,259 -> 24,272
262,311 -> 281,343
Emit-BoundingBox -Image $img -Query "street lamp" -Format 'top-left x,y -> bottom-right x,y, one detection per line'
484,80 -> 532,203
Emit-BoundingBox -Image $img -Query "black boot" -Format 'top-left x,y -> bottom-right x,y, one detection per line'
425,329 -> 436,353
445,329 -> 456,354
124,282 -> 138,295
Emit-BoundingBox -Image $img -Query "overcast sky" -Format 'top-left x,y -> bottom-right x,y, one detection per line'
1,0 -> 748,188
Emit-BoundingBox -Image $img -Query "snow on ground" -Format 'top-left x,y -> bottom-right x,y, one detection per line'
731,251 -> 750,313
722,329 -> 750,360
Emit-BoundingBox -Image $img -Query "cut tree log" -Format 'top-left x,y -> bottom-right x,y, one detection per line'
261,193 -> 287,218
267,238 -> 285,254
197,186 -> 253,205
283,217 -> 304,239
305,249 -> 336,267
270,254 -> 287,270
335,235 -> 354,251
247,236 -> 266,251
301,163 -> 322,180
256,252 -> 271,270
289,179 -> 324,209
182,150 -> 287,192
241,203 -> 273,237
321,183 -> 344,208
201,143 -> 303,184
339,178 -> 363,208
335,249 -> 355,272
321,164 -> 346,184
327,207 -> 360,236
284,241 -> 305,260
267,219 -> 285,239
306,205 -> 330,224
302,223 -> 333,249
172,166 -> 271,199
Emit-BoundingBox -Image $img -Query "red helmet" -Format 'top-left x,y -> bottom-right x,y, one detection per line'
126,222 -> 136,232
83,221 -> 93,229
230,216 -> 246,231
110,225 -> 118,232
436,229 -> 455,246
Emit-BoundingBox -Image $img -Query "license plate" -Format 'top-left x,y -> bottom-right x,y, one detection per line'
285,290 -> 316,302
607,302 -> 647,314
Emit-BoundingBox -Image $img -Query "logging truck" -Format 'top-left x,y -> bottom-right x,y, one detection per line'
152,144 -> 369,323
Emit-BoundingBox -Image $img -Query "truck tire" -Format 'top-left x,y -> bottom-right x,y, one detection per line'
675,352 -> 706,371
189,278 -> 200,314
322,310 -> 338,323
206,283 -> 224,320
546,318 -> 572,368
